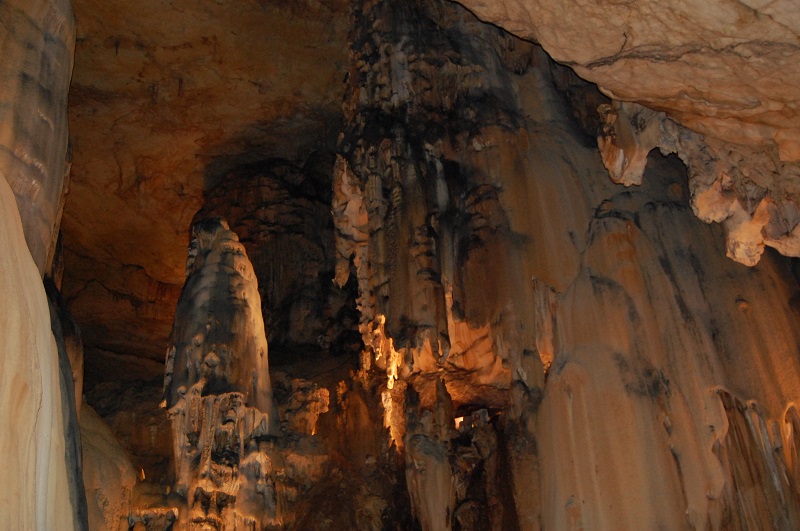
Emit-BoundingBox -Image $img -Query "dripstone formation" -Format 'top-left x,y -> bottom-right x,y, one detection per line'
164,218 -> 280,528
3,0 -> 800,529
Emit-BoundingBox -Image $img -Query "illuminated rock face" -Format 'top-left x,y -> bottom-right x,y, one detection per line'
164,217 -> 280,528
337,0 -> 800,528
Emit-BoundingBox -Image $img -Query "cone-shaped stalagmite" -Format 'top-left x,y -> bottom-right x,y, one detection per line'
164,217 -> 280,528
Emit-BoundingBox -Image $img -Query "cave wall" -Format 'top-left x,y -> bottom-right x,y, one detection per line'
0,0 -> 74,275
0,167 -> 76,529
0,0 -> 83,528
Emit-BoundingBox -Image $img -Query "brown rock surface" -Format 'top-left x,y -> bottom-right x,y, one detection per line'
0,0 -> 74,274
62,0 -> 350,381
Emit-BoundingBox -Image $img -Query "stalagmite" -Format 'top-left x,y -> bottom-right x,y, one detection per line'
163,217 -> 280,528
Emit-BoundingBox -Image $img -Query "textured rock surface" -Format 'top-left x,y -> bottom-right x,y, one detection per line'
456,0 -> 800,268
164,218 -> 280,527
456,0 -> 800,161
336,0 -> 800,528
598,101 -> 800,266
0,172 -> 75,529
62,0 -> 350,383
0,0 -> 74,274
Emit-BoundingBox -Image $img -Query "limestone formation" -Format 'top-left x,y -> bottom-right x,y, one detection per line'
336,0 -> 800,528
80,403 -> 137,531
3,0 -> 800,528
164,217 -> 282,527
0,170 -> 75,529
598,100 -> 800,266
0,0 -> 74,275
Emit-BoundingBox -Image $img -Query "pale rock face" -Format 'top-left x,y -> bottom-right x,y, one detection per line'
0,0 -> 74,275
0,173 -> 74,529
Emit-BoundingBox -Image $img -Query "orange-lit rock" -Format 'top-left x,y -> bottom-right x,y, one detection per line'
62,0 -> 350,380
80,403 -> 136,531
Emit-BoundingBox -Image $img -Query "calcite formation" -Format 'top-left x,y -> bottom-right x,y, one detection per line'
0,170 -> 76,529
0,0 -> 74,275
4,0 -> 800,528
164,217 -> 281,528
335,0 -> 800,528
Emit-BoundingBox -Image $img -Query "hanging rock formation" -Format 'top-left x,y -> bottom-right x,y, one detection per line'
455,0 -> 800,271
336,0 -> 800,528
455,0 -> 800,161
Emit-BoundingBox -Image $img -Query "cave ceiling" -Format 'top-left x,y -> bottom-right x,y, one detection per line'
62,0 -> 349,378
61,0 -> 800,382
